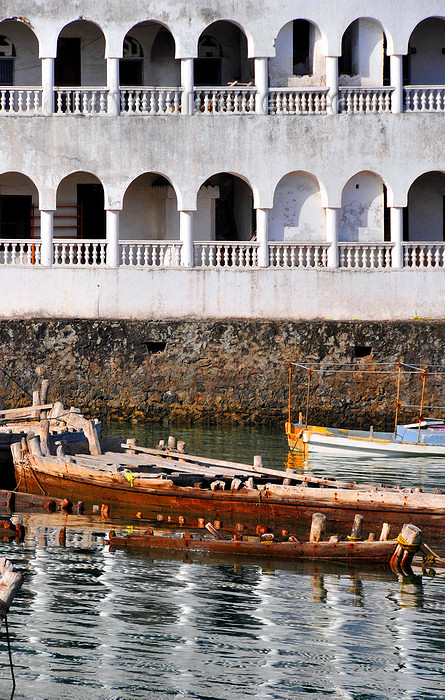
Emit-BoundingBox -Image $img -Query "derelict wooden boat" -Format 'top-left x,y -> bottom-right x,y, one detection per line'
107,529 -> 398,562
0,377 -> 100,459
11,431 -> 445,533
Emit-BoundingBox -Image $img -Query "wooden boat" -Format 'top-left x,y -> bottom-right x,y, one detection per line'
286,361 -> 445,457
107,517 -> 423,572
11,430 -> 445,533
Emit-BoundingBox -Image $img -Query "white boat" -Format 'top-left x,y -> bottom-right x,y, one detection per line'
286,360 -> 445,457
286,419 -> 445,457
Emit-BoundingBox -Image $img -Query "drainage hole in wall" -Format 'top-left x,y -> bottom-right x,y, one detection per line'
145,341 -> 166,354
354,345 -> 372,359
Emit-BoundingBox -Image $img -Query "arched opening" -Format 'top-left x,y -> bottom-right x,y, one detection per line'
269,20 -> 325,87
0,20 -> 40,87
55,20 -> 105,87
406,172 -> 445,241
0,172 -> 38,239
120,22 -> 179,87
270,172 -> 324,241
195,22 -> 252,86
56,173 -> 105,239
340,172 -> 390,242
121,174 -> 178,240
339,19 -> 390,86
198,174 -> 254,241
404,18 -> 445,85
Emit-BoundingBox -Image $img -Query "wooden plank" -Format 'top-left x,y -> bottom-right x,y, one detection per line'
0,404 -> 53,419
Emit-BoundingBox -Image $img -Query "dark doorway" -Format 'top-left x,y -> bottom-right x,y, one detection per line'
77,184 -> 105,239
119,59 -> 143,86
194,58 -> 221,86
293,20 -> 311,75
0,58 -> 13,85
0,195 -> 32,238
55,37 -> 81,86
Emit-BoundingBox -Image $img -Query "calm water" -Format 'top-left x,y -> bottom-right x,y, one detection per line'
1,423 -> 445,699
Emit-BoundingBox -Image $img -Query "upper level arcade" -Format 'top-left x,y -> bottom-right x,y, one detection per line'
1,4 -> 445,116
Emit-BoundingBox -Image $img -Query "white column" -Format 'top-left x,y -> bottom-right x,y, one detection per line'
256,208 -> 269,267
181,59 -> 194,115
41,58 -> 54,116
106,210 -> 120,267
391,207 -> 404,268
254,58 -> 269,115
40,210 -> 54,266
325,207 -> 339,268
107,58 -> 120,116
390,55 -> 404,114
326,56 -> 338,115
180,210 -> 194,266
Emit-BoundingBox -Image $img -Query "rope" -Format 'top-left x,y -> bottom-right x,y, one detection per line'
420,543 -> 445,565
396,533 -> 421,553
4,615 -> 16,698
0,367 -> 33,400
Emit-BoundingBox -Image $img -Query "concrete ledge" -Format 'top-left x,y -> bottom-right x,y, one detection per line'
0,267 -> 444,320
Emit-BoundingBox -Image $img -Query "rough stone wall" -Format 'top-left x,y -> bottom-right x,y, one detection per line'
0,319 -> 444,429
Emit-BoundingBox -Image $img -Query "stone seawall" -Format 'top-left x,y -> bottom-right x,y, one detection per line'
0,320 -> 444,428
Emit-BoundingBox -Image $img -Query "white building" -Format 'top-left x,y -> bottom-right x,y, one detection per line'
1,1 -> 445,320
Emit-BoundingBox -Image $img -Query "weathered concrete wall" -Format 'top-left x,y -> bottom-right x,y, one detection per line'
0,319 -> 444,429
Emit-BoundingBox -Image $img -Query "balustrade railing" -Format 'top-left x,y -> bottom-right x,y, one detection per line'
268,243 -> 329,267
0,88 -> 42,115
53,240 -> 107,266
120,241 -> 182,267
339,87 -> 393,114
339,243 -> 394,269
120,88 -> 182,115
194,87 -> 256,114
403,243 -> 445,268
0,240 -> 41,265
404,86 -> 445,112
194,242 -> 259,267
268,89 -> 328,115
54,88 -> 108,115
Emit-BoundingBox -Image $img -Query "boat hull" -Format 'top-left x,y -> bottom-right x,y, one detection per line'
286,422 -> 445,457
14,455 -> 445,534
108,531 -> 397,563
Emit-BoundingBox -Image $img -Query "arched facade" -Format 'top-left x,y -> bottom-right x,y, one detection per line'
405,18 -> 445,85
56,172 -> 106,239
269,20 -> 325,87
340,172 -> 388,242
270,172 -> 324,241
55,20 -> 106,87
121,22 -> 179,87
0,172 -> 39,238
339,18 -> 389,86
406,172 -> 445,241
195,21 -> 252,86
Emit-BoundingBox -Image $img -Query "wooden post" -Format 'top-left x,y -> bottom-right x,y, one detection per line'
168,436 -> 177,450
125,438 -> 137,454
254,455 -> 263,469
177,441 -> 187,454
309,513 -> 326,542
28,435 -> 43,457
205,522 -> 225,540
31,390 -> 41,419
349,514 -> 364,540
380,523 -> 391,541
10,442 -> 23,463
39,419 -> 50,456
40,379 -> 50,418
390,524 -> 422,574
0,557 -> 23,630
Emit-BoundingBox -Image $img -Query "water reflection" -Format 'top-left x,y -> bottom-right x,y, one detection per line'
0,423 -> 444,698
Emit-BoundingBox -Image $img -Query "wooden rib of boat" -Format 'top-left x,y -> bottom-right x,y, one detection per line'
10,430 -> 445,533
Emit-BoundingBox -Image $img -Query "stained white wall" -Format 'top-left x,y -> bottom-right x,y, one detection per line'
0,20 -> 40,85
408,172 -> 445,241
269,173 -> 324,241
409,18 -> 445,85
340,173 -> 384,242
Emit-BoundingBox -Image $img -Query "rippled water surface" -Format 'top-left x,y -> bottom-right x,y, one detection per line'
1,423 -> 445,699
